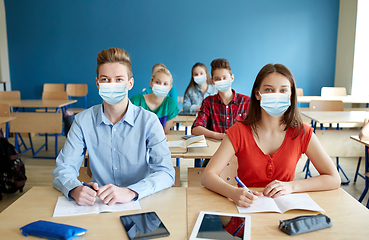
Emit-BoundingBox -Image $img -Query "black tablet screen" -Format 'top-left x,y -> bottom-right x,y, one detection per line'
197,214 -> 245,239
120,212 -> 170,240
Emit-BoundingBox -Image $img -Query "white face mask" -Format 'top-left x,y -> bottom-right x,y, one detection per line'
99,82 -> 127,105
214,79 -> 232,92
152,84 -> 170,97
194,75 -> 207,85
259,92 -> 291,117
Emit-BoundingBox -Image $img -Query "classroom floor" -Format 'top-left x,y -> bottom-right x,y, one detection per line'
0,134 -> 368,213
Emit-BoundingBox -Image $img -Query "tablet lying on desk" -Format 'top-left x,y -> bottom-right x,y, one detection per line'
190,211 -> 251,240
120,211 -> 170,240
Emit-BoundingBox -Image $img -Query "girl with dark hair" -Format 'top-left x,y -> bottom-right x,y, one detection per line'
201,63 -> 340,208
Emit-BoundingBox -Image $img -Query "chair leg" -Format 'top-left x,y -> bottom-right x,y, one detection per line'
303,159 -> 312,179
337,157 -> 350,185
354,157 -> 365,183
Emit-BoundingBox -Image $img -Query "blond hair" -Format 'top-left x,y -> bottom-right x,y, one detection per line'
151,68 -> 173,84
96,48 -> 132,79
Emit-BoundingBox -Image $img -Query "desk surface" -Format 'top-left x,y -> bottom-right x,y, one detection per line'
0,187 -> 187,240
166,135 -> 221,159
173,115 -> 197,126
301,111 -> 369,126
298,95 -> 369,104
350,135 -> 369,147
187,187 -> 369,239
0,99 -> 77,108
0,116 -> 16,125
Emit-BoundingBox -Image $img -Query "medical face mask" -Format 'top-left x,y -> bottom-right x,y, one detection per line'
214,79 -> 232,92
194,75 -> 207,85
259,92 -> 291,117
98,82 -> 127,105
152,84 -> 170,97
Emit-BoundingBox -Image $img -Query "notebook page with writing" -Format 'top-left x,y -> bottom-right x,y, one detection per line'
274,193 -> 324,213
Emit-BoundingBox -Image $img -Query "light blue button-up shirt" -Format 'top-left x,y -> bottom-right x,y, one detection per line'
183,84 -> 217,114
52,101 -> 175,200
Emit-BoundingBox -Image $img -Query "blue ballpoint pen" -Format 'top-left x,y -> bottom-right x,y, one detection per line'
234,176 -> 253,195
82,182 -> 96,191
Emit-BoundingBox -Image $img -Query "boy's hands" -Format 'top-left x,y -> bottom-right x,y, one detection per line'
97,184 -> 138,206
70,182 -> 137,206
69,182 -> 99,206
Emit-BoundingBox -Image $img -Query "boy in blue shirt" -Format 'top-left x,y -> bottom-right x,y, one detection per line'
52,48 -> 175,206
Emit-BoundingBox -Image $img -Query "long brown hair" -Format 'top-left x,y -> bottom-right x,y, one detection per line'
184,62 -> 211,95
241,63 -> 304,138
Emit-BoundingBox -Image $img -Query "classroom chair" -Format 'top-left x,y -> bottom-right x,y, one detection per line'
66,84 -> 88,113
36,91 -> 69,113
9,112 -> 63,159
303,100 -> 350,184
296,88 -> 303,96
187,156 -> 238,187
0,103 -> 11,139
0,90 -> 21,100
321,87 -> 347,97
43,83 -> 65,92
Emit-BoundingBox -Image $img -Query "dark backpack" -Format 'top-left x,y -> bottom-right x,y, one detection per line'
0,131 -> 27,200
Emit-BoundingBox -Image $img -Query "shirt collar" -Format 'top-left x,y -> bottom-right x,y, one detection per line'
96,100 -> 135,127
216,89 -> 236,104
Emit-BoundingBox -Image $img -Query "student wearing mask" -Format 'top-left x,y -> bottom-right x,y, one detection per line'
52,48 -> 175,206
130,68 -> 179,134
183,62 -> 217,114
191,58 -> 250,141
142,63 -> 178,106
201,63 -> 340,208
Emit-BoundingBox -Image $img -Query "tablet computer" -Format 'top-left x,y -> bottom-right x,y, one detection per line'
189,211 -> 251,240
120,212 -> 170,240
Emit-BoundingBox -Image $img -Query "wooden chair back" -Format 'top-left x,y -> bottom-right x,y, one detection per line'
321,87 -> 347,97
9,112 -> 63,134
0,90 -> 21,100
66,84 -> 88,97
43,83 -> 65,92
0,103 -> 10,117
42,91 -> 68,100
309,100 -> 344,111
78,167 -> 91,183
296,88 -> 303,96
187,156 -> 238,187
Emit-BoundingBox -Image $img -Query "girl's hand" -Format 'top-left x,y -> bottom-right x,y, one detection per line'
231,187 -> 260,207
263,180 -> 293,198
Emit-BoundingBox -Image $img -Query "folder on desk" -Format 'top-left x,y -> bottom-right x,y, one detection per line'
167,135 -> 208,153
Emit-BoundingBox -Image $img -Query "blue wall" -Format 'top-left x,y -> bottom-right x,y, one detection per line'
4,0 -> 339,108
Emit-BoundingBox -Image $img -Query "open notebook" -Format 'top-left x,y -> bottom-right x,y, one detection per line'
237,193 -> 324,214
167,135 -> 208,153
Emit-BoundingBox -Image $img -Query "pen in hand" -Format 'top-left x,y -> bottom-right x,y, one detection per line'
234,177 -> 253,195
82,182 -> 97,192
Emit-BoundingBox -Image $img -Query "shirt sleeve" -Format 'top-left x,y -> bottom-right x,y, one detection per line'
127,114 -> 175,199
52,115 -> 87,199
192,97 -> 211,129
301,124 -> 314,153
168,86 -> 178,107
225,123 -> 241,154
183,88 -> 197,114
165,97 -> 180,121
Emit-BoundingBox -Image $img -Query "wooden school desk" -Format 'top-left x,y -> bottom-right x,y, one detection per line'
173,115 -> 197,135
187,187 -> 369,239
301,110 -> 369,183
167,134 -> 221,167
0,116 -> 16,139
350,136 -> 369,208
298,95 -> 369,105
0,99 -> 77,116
0,186 -> 187,240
